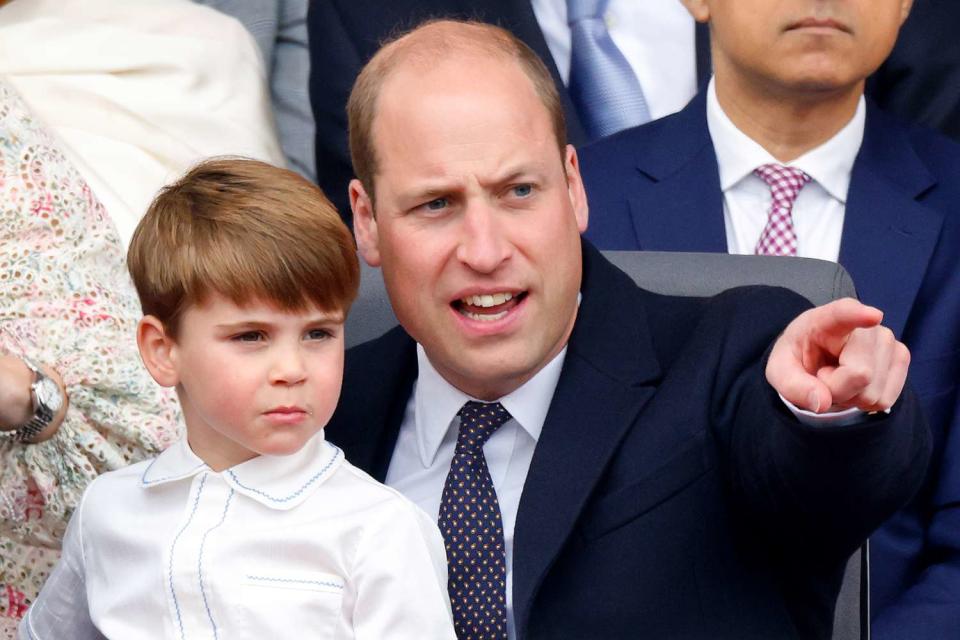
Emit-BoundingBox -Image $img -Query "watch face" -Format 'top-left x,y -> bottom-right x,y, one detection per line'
37,376 -> 63,413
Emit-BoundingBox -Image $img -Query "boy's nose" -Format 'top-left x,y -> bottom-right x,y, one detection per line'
268,348 -> 307,385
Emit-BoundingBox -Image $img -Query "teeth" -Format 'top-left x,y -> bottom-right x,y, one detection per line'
462,309 -> 509,322
461,292 -> 513,308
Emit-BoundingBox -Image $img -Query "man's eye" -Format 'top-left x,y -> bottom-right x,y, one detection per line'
511,184 -> 533,198
232,331 -> 264,342
306,328 -> 332,341
424,197 -> 449,211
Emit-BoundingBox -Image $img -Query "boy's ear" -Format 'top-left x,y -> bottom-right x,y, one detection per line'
137,316 -> 180,388
349,178 -> 382,267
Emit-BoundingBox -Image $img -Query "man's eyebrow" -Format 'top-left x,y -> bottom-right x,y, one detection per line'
480,166 -> 545,188
409,186 -> 455,200
495,169 -> 536,184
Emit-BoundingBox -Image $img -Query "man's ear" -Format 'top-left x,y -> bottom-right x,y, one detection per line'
564,145 -> 589,233
137,316 -> 180,388
349,178 -> 382,267
679,0 -> 710,23
899,0 -> 914,24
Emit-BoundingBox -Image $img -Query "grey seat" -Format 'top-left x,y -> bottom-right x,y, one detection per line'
345,250 -> 867,640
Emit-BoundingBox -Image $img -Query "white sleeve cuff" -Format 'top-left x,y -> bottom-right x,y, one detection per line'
778,393 -> 889,427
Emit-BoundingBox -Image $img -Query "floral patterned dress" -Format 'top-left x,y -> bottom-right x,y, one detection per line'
0,79 -> 183,635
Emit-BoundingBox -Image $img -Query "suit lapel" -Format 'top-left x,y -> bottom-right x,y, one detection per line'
328,327 -> 417,482
840,105 -> 942,338
512,243 -> 662,635
627,93 -> 728,252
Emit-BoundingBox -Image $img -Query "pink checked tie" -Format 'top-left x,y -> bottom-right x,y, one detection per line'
753,164 -> 812,256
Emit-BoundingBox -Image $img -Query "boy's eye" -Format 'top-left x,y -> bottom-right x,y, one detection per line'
306,328 -> 333,341
232,331 -> 265,342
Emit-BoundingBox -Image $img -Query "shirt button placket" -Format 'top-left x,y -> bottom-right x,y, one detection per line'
166,472 -> 231,639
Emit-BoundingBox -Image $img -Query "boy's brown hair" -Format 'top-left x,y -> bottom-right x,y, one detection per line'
128,158 -> 359,337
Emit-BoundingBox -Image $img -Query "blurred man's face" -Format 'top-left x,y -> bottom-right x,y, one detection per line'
684,0 -> 912,99
350,53 -> 588,400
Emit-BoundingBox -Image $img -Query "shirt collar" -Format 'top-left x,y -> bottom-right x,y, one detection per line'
413,343 -> 567,467
706,77 -> 865,203
140,431 -> 343,510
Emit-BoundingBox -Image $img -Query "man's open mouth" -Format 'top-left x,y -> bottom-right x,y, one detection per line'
452,291 -> 527,322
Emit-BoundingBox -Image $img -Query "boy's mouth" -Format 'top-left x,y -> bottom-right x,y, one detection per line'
263,406 -> 308,424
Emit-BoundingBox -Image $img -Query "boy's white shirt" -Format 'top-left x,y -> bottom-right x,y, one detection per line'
21,431 -> 455,639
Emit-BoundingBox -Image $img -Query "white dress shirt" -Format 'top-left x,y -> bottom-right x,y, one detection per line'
705,78 -> 867,261
385,345 -> 567,640
22,433 -> 455,640
531,0 -> 698,120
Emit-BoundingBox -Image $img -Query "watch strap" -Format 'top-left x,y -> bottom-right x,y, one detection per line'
1,358 -> 55,443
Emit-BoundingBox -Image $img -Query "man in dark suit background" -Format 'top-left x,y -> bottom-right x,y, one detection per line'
579,0 -> 960,636
324,18 -> 929,639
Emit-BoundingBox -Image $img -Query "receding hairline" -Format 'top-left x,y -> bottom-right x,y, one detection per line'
348,19 -> 568,200
378,20 -> 531,73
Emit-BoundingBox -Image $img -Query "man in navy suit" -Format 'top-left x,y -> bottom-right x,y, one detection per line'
324,19 -> 929,640
580,0 -> 960,636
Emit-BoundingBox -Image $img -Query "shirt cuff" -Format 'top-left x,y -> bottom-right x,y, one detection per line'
778,393 -> 889,427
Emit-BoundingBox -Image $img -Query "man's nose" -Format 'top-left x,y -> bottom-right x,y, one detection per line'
455,202 -> 512,273
268,345 -> 307,385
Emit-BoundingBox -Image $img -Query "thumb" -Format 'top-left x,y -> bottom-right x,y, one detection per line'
766,343 -> 835,413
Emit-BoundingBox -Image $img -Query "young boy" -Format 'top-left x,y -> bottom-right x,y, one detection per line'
20,159 -> 456,639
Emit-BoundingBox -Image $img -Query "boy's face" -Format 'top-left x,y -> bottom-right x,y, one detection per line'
140,293 -> 345,471
684,0 -> 912,99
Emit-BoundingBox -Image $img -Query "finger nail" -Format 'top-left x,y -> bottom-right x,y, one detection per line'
807,390 -> 821,413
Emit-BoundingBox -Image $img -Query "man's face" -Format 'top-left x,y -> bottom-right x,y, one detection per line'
685,0 -> 912,97
350,54 -> 589,400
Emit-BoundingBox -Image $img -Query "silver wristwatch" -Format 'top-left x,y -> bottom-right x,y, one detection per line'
3,358 -> 64,443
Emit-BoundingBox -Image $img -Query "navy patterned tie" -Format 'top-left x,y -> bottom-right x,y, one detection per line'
439,401 -> 511,640
567,0 -> 651,140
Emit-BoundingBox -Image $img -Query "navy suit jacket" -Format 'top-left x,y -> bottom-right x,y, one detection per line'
580,94 -> 960,637
326,242 -> 929,639
307,0 -> 709,223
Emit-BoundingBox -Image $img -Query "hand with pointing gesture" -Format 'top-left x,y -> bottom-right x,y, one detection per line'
766,298 -> 910,414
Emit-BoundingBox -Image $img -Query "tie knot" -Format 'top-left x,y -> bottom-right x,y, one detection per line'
566,0 -> 610,23
455,401 -> 511,454
753,163 -> 811,204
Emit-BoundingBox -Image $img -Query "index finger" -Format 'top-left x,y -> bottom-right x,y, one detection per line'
799,298 -> 883,339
